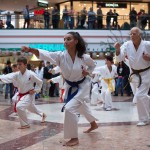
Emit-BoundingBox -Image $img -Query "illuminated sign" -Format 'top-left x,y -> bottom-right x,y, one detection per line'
106,3 -> 119,7
34,9 -> 44,15
37,0 -> 48,8
97,3 -> 127,8
29,44 -> 65,52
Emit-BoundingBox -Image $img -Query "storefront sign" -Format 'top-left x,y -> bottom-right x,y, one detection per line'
34,9 -> 44,15
37,0 -> 48,8
29,44 -> 65,51
97,3 -> 127,8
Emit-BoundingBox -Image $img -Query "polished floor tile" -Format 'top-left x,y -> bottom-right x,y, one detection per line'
0,94 -> 150,150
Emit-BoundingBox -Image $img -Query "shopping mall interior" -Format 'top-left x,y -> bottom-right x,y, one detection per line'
0,0 -> 150,150
0,0 -> 150,29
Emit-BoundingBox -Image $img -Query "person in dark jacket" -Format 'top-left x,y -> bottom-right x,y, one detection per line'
52,6 -> 60,29
3,60 -> 13,100
114,61 -> 126,96
43,9 -> 50,29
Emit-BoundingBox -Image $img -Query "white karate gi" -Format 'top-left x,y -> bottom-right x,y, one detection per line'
0,69 -> 43,126
95,65 -> 117,110
90,73 -> 102,105
124,58 -> 137,104
35,67 -> 44,80
51,74 -> 65,100
116,40 -> 150,122
39,50 -> 97,139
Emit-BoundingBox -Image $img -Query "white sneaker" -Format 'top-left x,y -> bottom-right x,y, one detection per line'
105,107 -> 112,111
137,121 -> 149,126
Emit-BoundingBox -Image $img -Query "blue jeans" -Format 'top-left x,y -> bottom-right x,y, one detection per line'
69,17 -> 74,29
44,19 -> 50,29
63,17 -> 69,29
5,83 -> 13,98
115,77 -> 124,95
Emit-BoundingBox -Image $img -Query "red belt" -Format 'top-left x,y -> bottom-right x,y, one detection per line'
14,91 -> 30,112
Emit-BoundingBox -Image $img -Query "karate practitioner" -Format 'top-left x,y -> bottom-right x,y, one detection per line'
90,72 -> 102,106
114,27 -> 150,126
47,66 -> 65,102
95,56 -> 117,111
0,57 -> 46,129
124,58 -> 137,104
22,31 -> 98,146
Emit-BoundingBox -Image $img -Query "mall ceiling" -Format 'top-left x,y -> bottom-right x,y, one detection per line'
0,0 -> 64,12
0,0 -> 149,12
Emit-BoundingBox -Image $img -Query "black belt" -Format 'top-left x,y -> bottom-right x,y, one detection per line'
129,66 -> 150,88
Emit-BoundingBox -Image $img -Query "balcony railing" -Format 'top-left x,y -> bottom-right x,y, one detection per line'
0,14 -> 150,30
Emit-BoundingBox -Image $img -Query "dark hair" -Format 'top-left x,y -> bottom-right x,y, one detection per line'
105,55 -> 113,63
27,64 -> 31,70
67,31 -> 87,58
118,61 -> 127,68
12,64 -> 17,68
6,60 -> 11,65
17,56 -> 27,64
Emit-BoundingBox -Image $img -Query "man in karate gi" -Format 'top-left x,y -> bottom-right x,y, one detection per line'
0,57 -> 46,129
114,27 -> 150,126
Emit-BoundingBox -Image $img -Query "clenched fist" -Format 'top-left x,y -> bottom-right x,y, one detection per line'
21,46 -> 30,53
114,42 -> 121,56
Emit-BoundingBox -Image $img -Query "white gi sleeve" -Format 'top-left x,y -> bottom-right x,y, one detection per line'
83,54 -> 96,74
0,72 -> 17,83
116,42 -> 128,62
51,75 -> 62,84
30,72 -> 43,93
52,66 -> 61,74
38,49 -> 61,66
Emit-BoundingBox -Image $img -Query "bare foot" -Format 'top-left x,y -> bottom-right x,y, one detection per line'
41,113 -> 47,123
83,121 -> 98,133
18,125 -> 30,129
63,138 -> 79,146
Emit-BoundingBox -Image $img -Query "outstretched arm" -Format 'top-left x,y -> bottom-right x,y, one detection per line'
22,46 -> 39,58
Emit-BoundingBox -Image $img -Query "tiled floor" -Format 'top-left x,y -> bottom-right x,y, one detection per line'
0,94 -> 150,150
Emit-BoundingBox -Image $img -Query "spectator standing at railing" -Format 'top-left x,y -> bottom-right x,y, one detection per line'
137,9 -> 143,29
52,6 -> 60,29
113,9 -> 119,29
62,5 -> 69,29
6,12 -> 14,29
88,7 -> 96,29
23,5 -> 30,28
141,10 -> 149,30
43,9 -> 50,29
68,6 -> 75,29
80,7 -> 87,29
97,5 -> 103,29
6,12 -> 11,28
106,9 -> 114,29
129,7 -> 137,28
76,12 -> 81,28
